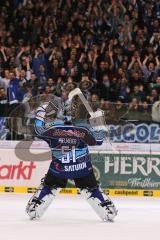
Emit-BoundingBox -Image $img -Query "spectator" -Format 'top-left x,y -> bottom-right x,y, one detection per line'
8,71 -> 19,104
32,48 -> 47,81
138,101 -> 152,121
125,98 -> 141,120
0,69 -> 10,93
130,85 -> 145,102
90,94 -> 100,111
147,89 -> 159,104
142,56 -> 160,83
99,75 -> 110,100
26,73 -> 39,95
0,0 -> 160,123
0,87 -> 7,104
22,87 -> 33,103
103,101 -> 116,124
112,100 -> 127,124
118,77 -> 129,101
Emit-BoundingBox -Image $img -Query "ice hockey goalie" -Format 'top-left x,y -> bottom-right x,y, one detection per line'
26,99 -> 118,222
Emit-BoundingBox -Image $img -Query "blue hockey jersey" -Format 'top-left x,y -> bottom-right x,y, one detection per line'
35,117 -> 105,179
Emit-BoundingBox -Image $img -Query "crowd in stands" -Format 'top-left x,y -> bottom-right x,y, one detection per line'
0,0 -> 160,121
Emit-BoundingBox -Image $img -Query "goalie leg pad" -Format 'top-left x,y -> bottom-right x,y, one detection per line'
80,187 -> 118,222
26,184 -> 60,220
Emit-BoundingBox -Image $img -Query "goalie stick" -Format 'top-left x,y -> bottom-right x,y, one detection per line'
69,88 -> 94,117
68,88 -> 121,153
68,88 -> 106,131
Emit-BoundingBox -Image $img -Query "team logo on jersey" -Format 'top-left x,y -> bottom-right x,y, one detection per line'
53,129 -> 86,138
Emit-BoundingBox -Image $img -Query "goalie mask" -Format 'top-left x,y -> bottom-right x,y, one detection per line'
56,99 -> 72,124
62,101 -> 73,124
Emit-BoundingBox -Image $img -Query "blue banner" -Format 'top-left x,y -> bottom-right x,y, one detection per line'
109,123 -> 160,143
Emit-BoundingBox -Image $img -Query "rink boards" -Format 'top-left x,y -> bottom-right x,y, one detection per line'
0,141 -> 160,197
0,186 -> 160,197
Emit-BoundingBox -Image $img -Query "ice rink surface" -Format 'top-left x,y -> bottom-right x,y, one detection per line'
0,194 -> 160,240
